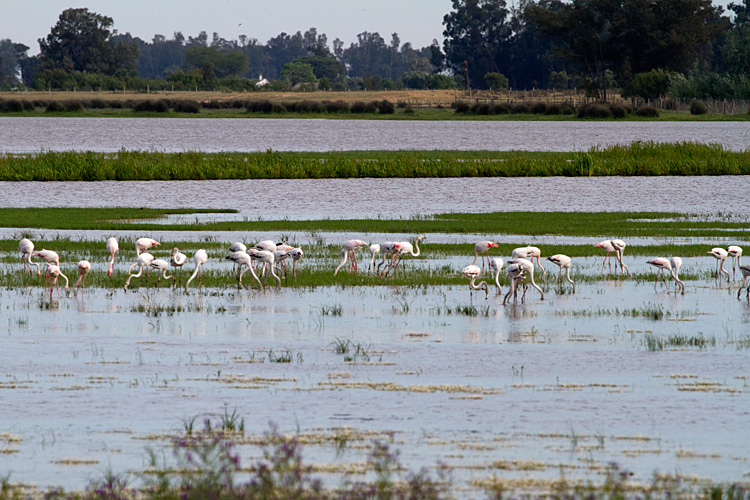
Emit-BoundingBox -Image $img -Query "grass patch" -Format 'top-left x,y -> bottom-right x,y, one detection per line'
3,142 -> 750,181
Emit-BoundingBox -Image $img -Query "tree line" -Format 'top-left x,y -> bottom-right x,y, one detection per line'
1,1 -> 750,99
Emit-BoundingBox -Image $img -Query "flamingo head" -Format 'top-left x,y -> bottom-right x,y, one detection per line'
489,242 -> 499,248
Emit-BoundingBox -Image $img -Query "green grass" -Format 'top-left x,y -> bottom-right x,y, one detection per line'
0,208 -> 748,240
2,142 -> 750,181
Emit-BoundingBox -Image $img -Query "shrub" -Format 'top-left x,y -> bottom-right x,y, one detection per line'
246,100 -> 273,113
609,103 -> 628,118
374,99 -> 395,114
690,100 -> 708,115
560,103 -> 576,115
271,103 -> 287,113
351,101 -> 377,113
323,100 -> 350,113
491,103 -> 511,114
545,103 -> 561,115
635,105 -> 659,117
471,103 -> 491,115
62,100 -> 84,112
133,99 -> 169,112
0,99 -> 24,112
530,102 -> 548,114
22,100 -> 35,111
107,100 -> 123,109
511,103 -> 530,114
484,72 -> 509,90
577,103 -> 613,119
453,101 -> 470,113
172,100 -> 201,113
45,101 -> 64,112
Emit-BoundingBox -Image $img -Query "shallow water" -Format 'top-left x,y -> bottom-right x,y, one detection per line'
2,117 -> 750,153
1,258 -> 749,493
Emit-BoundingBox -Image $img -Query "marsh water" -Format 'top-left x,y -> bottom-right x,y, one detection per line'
2,117 -> 750,153
1,118 -> 749,495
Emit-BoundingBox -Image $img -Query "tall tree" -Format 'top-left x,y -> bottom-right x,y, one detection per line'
38,8 -> 137,75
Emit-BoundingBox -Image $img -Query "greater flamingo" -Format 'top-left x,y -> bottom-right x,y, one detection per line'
228,242 -> 247,272
73,260 -> 91,294
646,258 -> 683,294
391,235 -> 426,275
510,257 -> 544,300
473,241 -> 499,274
170,247 -> 187,288
33,249 -> 60,286
273,249 -> 291,278
251,249 -> 281,287
289,247 -> 304,279
46,264 -> 69,299
334,239 -> 368,275
503,263 -> 526,305
149,259 -> 175,287
124,252 -> 155,290
670,256 -> 683,294
708,247 -> 730,283
377,242 -> 402,277
594,239 -> 629,275
225,251 -> 262,290
490,257 -> 504,294
737,264 -> 750,300
512,246 -> 546,278
136,238 -> 160,256
106,237 -> 118,277
728,245 -> 743,280
460,264 -> 489,300
185,249 -> 208,291
19,238 -> 40,275
546,254 -> 576,293
368,244 -> 381,273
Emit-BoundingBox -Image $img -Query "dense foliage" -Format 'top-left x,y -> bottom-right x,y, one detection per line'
2,2 -> 750,97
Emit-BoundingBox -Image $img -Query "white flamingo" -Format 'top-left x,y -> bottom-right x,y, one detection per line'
728,245 -> 743,280
503,263 -> 526,305
460,264 -> 489,300
334,239 -> 368,275
510,257 -> 544,300
225,250 -> 262,290
46,264 -> 69,299
136,238 -> 160,256
289,247 -> 304,279
594,239 -> 629,275
19,238 -> 40,275
737,264 -> 750,300
708,247 -> 730,283
124,252 -> 155,290
546,254 -> 575,293
647,257 -> 685,295
368,244 -> 381,273
170,247 -> 187,288
73,260 -> 91,294
391,235 -> 426,275
512,245 -> 546,278
377,242 -> 402,277
251,249 -> 281,287
149,258 -> 175,286
185,249 -> 208,292
489,257 -> 504,294
106,237 -> 118,277
473,241 -> 499,274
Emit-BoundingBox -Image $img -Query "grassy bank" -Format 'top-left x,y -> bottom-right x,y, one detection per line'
2,142 -> 750,181
1,208 -> 748,239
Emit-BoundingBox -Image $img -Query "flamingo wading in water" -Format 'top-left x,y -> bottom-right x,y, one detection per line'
473,241 -> 499,274
19,238 -> 40,276
136,238 -> 160,256
737,264 -> 750,300
106,237 -> 118,277
708,247 -> 730,284
646,258 -> 685,295
334,239 -> 368,275
460,264 -> 489,300
512,246 -> 546,278
728,245 -> 743,280
124,252 -> 155,291
46,264 -> 69,299
185,249 -> 208,292
546,254 -> 576,293
490,257 -> 504,295
73,260 -> 91,295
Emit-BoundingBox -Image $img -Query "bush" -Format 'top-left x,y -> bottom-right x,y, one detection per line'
609,103 -> 628,118
690,100 -> 708,115
471,103 -> 491,115
45,101 -> 64,112
530,102 -> 548,114
246,100 -> 273,113
511,103 -> 530,114
107,100 -> 123,109
635,105 -> 659,117
351,101 -> 377,113
271,103 -> 287,113
453,102 -> 470,113
172,100 -> 201,113
491,103 -> 511,114
323,100 -> 350,113
374,99 -> 395,114
577,103 -> 613,119
560,103 -> 576,115
62,100 -> 84,112
0,99 -> 24,112
545,103 -> 561,115
133,99 -> 169,112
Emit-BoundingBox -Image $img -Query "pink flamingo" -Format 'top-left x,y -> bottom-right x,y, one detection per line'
728,245 -> 743,280
708,247 -> 730,283
647,257 -> 685,295
46,264 -> 69,299
226,250 -> 263,290
106,237 -> 118,277
19,238 -> 40,276
334,239 -> 368,275
124,252 -> 155,291
377,242 -> 402,277
547,254 -> 576,293
460,264 -> 489,300
185,249 -> 208,292
512,245 -> 546,278
509,257 -> 544,300
73,260 -> 91,294
136,238 -> 160,256
594,239 -> 629,275
737,264 -> 750,300
473,241 -> 499,274
490,257 -> 504,294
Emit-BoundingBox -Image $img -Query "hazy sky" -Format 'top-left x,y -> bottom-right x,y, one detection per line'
4,0 -> 453,55
4,0 -> 736,56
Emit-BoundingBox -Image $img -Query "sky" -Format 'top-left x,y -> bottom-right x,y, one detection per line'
3,0 -> 453,55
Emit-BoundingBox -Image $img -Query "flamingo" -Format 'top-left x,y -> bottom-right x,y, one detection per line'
185,249 -> 208,292
368,244 -> 381,273
670,256 -> 683,294
503,263 -> 526,305
289,247 -> 304,279
273,249 -> 291,278
546,254 -> 576,293
737,264 -> 750,300
19,238 -> 40,276
510,257 -> 544,300
46,264 -> 69,299
708,247 -> 730,283
334,239 -> 368,275
251,249 -> 281,287
460,264 -> 489,300
225,251 -> 262,290
377,242 -> 402,277
489,257 -> 503,294
33,249 -> 60,286
124,252 -> 155,291
136,238 -> 160,256
148,259 -> 175,287
73,260 -> 91,294
728,245 -> 743,280
106,237 -> 118,277
512,245 -> 546,278
473,241 -> 499,274
170,247 -> 187,288
594,239 -> 629,275
228,242 -> 246,272
391,235 -> 426,275
646,257 -> 685,295
252,240 -> 278,253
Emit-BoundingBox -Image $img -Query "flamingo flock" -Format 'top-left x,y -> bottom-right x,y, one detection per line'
11,236 -> 750,302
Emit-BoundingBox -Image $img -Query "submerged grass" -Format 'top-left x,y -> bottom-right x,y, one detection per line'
2,142 -> 750,181
1,208 -> 749,239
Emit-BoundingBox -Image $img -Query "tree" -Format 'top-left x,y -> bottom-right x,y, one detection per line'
38,8 -> 138,75
621,68 -> 672,99
442,0 -> 513,89
484,72 -> 509,89
280,61 -> 317,85
184,45 -> 248,77
0,39 -> 21,88
294,55 -> 345,80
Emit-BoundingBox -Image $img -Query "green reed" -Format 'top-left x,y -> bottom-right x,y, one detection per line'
2,142 -> 750,181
